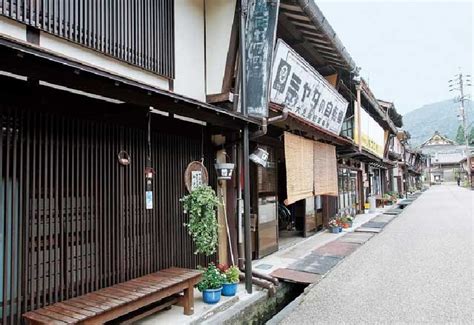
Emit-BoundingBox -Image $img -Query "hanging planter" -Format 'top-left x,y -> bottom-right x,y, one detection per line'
181,185 -> 220,256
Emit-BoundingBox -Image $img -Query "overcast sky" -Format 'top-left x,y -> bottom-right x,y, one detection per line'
316,0 -> 473,115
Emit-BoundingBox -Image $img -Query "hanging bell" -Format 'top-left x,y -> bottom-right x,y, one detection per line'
250,147 -> 269,168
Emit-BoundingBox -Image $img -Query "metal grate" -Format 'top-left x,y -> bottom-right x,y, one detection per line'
0,104 -> 213,323
0,0 -> 175,78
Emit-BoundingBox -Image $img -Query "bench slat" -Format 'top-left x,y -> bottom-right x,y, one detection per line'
82,293 -> 123,308
65,299 -> 108,313
115,282 -> 156,294
43,305 -> 88,321
34,308 -> 78,324
95,290 -> 134,303
101,285 -> 145,300
145,274 -> 182,286
23,311 -> 68,325
128,278 -> 170,290
162,268 -> 201,277
55,302 -> 96,317
108,285 -> 148,298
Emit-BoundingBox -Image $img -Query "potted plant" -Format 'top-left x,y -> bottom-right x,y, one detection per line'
197,263 -> 226,304
328,219 -> 339,233
339,216 -> 350,229
218,264 -> 240,296
346,215 -> 354,228
181,185 -> 220,256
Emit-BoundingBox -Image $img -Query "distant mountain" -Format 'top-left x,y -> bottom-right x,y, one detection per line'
403,99 -> 473,147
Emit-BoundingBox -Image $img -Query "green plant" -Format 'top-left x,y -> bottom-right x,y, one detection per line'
196,263 -> 226,291
224,266 -> 240,284
181,185 -> 220,256
328,219 -> 339,228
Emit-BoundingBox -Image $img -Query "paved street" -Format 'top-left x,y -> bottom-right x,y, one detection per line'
279,185 -> 473,324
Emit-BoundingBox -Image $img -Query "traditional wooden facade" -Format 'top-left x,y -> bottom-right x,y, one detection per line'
0,1 -> 258,322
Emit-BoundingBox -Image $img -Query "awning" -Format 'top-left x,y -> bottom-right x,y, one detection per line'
270,103 -> 353,147
338,147 -> 394,169
0,35 -> 257,130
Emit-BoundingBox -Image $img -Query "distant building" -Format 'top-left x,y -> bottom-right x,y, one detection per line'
420,131 -> 470,183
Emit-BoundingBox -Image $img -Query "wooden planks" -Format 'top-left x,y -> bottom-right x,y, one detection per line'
23,268 -> 202,324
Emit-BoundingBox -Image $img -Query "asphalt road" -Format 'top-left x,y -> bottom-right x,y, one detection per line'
278,185 -> 473,324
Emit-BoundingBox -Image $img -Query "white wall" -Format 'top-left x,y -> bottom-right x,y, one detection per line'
205,0 -> 236,95
0,16 -> 26,42
39,33 -> 170,90
2,5 -> 210,103
174,0 -> 206,102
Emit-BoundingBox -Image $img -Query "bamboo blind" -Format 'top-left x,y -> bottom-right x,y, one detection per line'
284,132 -> 314,205
314,141 -> 338,196
284,132 -> 338,205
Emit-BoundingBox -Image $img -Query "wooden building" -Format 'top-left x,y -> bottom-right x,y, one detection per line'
0,1 -> 259,322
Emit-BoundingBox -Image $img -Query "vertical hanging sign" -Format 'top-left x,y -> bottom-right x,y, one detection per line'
145,167 -> 154,209
245,0 -> 280,118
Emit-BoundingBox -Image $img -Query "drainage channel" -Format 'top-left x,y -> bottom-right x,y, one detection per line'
215,281 -> 308,325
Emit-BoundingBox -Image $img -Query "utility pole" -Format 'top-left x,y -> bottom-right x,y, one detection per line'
449,71 -> 472,187
240,0 -> 252,294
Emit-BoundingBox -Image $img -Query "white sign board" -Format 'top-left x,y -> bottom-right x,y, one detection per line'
270,39 -> 349,135
356,106 -> 385,158
191,170 -> 203,191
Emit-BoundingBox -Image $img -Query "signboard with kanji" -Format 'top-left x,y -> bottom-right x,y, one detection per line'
354,105 -> 385,158
269,39 -> 349,135
245,0 -> 280,118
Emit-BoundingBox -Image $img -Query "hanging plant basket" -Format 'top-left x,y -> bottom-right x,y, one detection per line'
181,185 -> 220,256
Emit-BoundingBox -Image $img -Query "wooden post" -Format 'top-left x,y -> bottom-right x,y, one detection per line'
182,281 -> 194,315
216,149 -> 228,266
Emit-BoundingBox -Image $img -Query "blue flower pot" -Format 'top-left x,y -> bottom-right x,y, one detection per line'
330,227 -> 339,233
202,287 -> 222,304
222,283 -> 238,296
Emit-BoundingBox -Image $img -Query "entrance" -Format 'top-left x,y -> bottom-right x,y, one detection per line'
252,144 -> 323,259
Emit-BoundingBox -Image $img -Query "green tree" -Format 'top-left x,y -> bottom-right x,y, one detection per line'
469,127 -> 474,145
455,125 -> 465,144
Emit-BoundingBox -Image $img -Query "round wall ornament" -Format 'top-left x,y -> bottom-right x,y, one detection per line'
118,150 -> 131,166
184,161 -> 209,192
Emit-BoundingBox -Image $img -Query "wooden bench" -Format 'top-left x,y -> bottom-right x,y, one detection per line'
23,268 -> 202,324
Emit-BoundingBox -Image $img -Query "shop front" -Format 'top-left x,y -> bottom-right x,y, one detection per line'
0,41 -> 256,320
337,161 -> 363,215
249,39 -> 349,259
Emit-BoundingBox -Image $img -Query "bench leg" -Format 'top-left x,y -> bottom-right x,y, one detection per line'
182,284 -> 194,315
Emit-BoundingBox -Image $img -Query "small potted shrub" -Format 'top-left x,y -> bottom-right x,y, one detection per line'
218,265 -> 240,296
197,263 -> 226,304
340,216 -> 350,229
328,219 -> 339,233
346,215 -> 354,228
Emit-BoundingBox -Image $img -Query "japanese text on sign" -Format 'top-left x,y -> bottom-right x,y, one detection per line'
270,40 -> 349,135
245,0 -> 279,118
